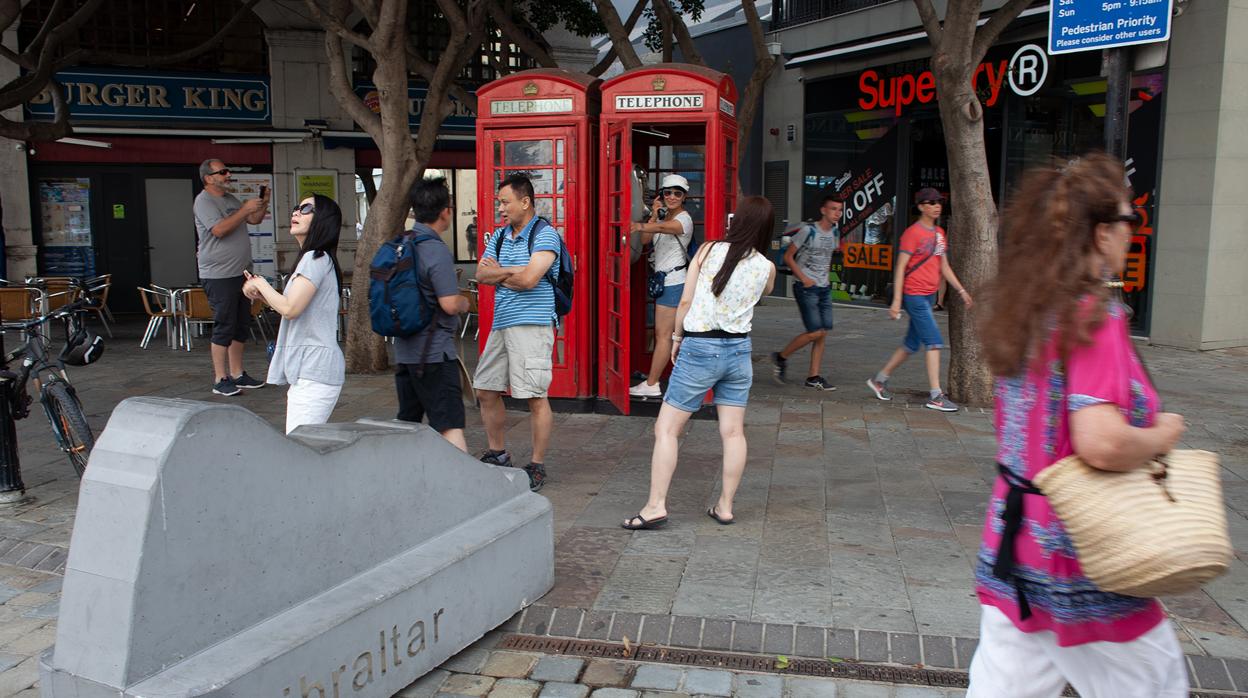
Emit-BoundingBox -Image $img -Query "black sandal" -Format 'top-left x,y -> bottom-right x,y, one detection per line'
707,506 -> 735,525
621,513 -> 668,530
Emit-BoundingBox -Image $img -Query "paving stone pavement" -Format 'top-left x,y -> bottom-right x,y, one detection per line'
0,302 -> 1246,696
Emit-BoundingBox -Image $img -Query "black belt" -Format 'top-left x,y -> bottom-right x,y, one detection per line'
683,330 -> 749,338
994,462 -> 1044,620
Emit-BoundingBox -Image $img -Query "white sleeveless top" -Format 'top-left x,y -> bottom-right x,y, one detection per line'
682,242 -> 773,334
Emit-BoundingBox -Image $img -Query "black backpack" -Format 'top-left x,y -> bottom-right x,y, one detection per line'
492,217 -> 573,317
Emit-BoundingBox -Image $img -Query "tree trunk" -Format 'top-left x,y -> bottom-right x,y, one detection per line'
933,65 -> 995,405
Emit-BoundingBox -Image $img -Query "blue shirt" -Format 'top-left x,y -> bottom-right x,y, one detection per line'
483,216 -> 560,330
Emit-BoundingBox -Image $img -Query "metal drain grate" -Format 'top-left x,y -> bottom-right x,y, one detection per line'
497,634 -> 1244,697
499,634 -> 965,687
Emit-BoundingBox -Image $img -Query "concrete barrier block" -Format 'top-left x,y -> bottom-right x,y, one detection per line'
40,397 -> 553,697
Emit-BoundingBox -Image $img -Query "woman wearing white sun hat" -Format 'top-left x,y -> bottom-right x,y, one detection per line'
629,173 -> 694,398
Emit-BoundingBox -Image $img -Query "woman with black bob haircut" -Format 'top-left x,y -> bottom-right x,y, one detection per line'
244,193 -> 346,433
623,196 -> 777,530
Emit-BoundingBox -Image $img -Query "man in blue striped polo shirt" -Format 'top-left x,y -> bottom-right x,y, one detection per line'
473,174 -> 561,492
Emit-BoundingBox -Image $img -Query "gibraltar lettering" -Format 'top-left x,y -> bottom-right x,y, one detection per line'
615,94 -> 704,111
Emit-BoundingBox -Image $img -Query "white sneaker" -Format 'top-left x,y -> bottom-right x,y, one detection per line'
629,381 -> 662,398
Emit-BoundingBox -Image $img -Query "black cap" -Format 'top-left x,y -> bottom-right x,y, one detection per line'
914,187 -> 944,204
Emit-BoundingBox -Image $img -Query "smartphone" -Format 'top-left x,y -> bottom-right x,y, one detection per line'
657,207 -> 668,221
258,185 -> 268,199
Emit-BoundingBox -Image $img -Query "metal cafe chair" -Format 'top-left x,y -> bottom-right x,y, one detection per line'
176,287 -> 215,351
137,287 -> 179,349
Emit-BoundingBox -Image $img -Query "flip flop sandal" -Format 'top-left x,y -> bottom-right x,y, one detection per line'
707,506 -> 735,525
621,513 -> 668,530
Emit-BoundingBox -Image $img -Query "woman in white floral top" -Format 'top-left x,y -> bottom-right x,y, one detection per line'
623,196 -> 777,530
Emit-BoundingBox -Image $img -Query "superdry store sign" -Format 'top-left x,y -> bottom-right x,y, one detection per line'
26,68 -> 270,123
855,44 -> 1049,116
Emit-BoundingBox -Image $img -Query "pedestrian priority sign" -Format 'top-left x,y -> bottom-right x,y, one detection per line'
1049,0 -> 1173,55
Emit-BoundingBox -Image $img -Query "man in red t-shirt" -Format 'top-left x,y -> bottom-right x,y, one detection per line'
866,188 -> 973,411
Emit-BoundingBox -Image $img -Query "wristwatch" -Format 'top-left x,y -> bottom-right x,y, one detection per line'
671,334 -> 683,342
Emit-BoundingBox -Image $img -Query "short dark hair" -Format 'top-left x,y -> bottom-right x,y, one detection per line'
819,194 -> 843,209
410,177 -> 451,224
498,173 -> 535,205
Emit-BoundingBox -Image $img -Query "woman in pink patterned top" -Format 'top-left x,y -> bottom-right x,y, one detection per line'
968,154 -> 1189,697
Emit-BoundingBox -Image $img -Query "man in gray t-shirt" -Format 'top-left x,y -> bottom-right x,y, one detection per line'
771,195 -> 844,391
393,177 -> 470,452
192,158 -> 269,397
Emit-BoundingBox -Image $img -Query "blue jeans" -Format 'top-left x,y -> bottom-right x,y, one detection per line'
793,284 -> 834,332
655,283 -> 684,308
663,337 -> 753,412
902,293 -> 944,352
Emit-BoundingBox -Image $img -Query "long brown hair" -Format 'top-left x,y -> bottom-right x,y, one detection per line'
979,152 -> 1130,376
710,196 -> 774,297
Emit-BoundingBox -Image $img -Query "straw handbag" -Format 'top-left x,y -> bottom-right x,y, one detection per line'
1032,449 -> 1231,598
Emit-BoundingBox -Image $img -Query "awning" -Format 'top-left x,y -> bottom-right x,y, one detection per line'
784,4 -> 1049,69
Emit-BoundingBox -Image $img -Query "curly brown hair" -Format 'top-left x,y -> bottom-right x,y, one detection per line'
978,153 -> 1131,377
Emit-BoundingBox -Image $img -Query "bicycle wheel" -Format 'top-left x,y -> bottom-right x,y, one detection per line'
42,381 -> 94,477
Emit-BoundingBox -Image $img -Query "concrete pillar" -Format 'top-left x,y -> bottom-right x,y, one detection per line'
1151,0 -> 1248,349
544,25 -> 598,74
266,29 -> 361,275
0,26 -> 36,280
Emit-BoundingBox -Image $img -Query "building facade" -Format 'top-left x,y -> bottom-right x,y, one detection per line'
760,0 -> 1246,348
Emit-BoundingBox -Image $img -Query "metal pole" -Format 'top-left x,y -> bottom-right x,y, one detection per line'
0,326 -> 26,505
1103,47 -> 1130,159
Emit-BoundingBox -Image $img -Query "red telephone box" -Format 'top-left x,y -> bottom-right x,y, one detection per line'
475,69 -> 601,401
598,64 -> 740,415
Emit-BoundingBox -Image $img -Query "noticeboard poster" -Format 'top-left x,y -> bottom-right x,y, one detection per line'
38,178 -> 93,247
232,173 -> 277,281
294,169 -> 339,203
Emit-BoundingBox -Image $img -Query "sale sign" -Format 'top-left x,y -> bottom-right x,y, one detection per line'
831,124 -> 899,248
844,243 -> 894,271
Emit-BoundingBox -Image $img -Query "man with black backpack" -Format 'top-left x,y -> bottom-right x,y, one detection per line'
392,178 -> 470,450
473,174 -> 562,492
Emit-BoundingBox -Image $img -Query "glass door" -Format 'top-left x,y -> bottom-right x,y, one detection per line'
600,121 -> 632,415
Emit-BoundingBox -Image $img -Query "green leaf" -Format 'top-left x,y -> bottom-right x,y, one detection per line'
826,656 -> 845,663
774,655 -> 790,670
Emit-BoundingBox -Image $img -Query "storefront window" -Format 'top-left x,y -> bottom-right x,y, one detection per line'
354,168 -> 480,262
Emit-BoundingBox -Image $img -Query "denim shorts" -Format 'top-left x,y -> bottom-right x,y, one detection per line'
793,284 -> 834,332
902,293 -> 944,352
663,337 -> 753,412
656,283 -> 684,308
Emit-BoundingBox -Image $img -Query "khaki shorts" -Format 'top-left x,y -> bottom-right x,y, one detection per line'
473,324 -> 555,399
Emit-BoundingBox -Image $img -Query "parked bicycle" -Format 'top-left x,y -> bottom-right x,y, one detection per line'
1,280 -> 106,477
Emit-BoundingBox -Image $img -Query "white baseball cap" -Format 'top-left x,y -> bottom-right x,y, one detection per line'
660,174 -> 690,192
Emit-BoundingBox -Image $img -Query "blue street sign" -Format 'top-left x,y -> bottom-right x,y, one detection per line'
1049,0 -> 1174,55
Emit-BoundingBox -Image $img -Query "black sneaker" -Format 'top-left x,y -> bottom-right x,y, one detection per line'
212,377 -> 240,396
480,449 -> 513,467
771,352 -> 787,384
233,371 -> 266,389
804,376 -> 837,391
523,462 -> 546,492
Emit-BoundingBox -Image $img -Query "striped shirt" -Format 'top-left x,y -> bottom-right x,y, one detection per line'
483,216 -> 561,330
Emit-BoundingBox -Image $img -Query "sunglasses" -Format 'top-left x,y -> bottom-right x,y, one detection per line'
209,168 -> 231,177
1106,211 -> 1142,231
291,203 -> 315,215
660,188 -> 686,197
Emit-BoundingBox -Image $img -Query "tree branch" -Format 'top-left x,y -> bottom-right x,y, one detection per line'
303,0 -> 374,52
488,0 -> 557,68
19,0 -> 68,66
912,0 -> 943,50
322,0 -> 381,143
591,0 -> 643,70
652,0 -> 703,65
588,0 -> 647,76
0,0 -> 21,35
972,0 -> 1032,64
0,76 -> 71,140
0,0 -> 104,112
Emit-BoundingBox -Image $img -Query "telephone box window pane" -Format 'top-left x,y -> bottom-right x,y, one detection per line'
528,169 -> 554,195
494,141 -> 502,166
556,140 -> 565,165
505,140 -> 553,166
536,198 -> 554,219
557,169 -> 565,193
556,198 -> 565,221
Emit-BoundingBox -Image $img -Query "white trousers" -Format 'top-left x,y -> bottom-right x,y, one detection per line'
285,378 -> 342,434
967,605 -> 1188,698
